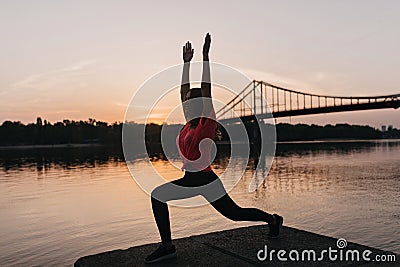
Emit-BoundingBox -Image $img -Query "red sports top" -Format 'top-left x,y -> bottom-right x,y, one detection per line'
176,109 -> 216,172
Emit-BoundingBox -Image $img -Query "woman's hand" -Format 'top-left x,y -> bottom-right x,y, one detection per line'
183,41 -> 194,63
202,33 -> 211,60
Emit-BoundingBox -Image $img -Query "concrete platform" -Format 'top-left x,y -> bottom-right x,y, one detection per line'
75,225 -> 398,266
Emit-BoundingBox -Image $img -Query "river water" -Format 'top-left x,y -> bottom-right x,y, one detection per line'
0,140 -> 399,266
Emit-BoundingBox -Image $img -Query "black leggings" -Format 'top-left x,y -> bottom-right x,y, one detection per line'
150,170 -> 274,244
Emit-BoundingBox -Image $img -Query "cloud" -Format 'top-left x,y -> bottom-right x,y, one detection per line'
239,67 -> 315,91
1,60 -> 96,96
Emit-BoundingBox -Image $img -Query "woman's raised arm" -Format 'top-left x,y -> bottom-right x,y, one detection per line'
201,33 -> 213,116
181,41 -> 193,103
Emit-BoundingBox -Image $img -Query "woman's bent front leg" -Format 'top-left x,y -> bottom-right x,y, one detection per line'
151,194 -> 172,244
150,176 -> 202,244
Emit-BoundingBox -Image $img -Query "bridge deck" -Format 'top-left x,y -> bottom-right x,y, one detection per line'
219,99 -> 400,124
216,80 -> 400,124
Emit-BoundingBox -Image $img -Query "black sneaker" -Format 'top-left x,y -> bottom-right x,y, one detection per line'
268,214 -> 283,239
144,244 -> 177,264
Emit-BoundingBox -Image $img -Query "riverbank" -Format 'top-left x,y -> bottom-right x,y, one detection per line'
75,225 -> 398,266
0,143 -> 104,150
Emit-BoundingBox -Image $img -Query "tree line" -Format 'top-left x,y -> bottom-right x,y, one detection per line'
0,117 -> 399,146
0,117 -> 122,146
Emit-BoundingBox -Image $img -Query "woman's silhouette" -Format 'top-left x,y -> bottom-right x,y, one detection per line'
145,33 -> 283,264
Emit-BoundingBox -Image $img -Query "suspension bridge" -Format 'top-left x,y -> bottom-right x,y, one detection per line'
216,80 -> 400,124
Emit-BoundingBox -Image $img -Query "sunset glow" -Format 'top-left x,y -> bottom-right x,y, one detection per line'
1,1 -> 399,127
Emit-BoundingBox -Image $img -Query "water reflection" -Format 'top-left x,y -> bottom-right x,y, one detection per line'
0,146 -> 124,173
0,140 -> 399,266
216,140 -> 400,194
1,140 -> 399,175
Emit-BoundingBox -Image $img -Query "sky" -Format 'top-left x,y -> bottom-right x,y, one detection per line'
0,0 -> 399,128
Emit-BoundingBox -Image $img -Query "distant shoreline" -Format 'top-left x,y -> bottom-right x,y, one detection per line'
0,143 -> 105,150
1,138 -> 400,150
276,138 -> 400,144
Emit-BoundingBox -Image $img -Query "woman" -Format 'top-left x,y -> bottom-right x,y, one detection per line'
145,33 -> 283,264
